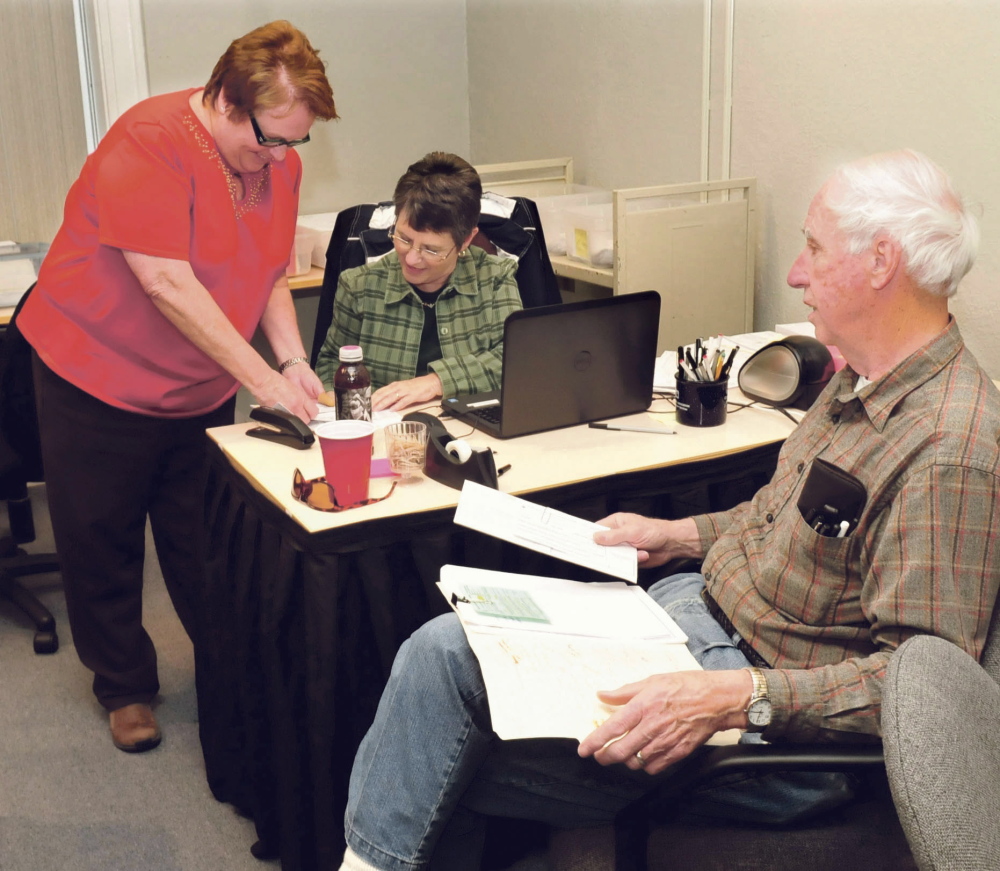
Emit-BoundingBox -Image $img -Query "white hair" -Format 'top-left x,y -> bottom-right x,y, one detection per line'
825,149 -> 979,298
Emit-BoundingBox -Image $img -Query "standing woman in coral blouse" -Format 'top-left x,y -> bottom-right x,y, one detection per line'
18,20 -> 337,753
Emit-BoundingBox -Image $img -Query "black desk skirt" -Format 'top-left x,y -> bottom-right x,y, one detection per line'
195,438 -> 781,870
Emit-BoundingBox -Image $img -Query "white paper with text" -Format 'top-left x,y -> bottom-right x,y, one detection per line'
454,480 -> 637,582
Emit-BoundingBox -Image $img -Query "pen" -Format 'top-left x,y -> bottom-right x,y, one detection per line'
589,423 -> 677,435
719,346 -> 739,381
497,463 -> 512,476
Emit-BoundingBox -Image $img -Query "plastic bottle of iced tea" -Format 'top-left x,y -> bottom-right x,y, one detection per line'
333,345 -> 372,421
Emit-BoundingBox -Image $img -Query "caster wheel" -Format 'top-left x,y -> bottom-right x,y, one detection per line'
34,630 -> 59,654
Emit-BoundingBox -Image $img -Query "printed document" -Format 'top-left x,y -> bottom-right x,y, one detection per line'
454,480 -> 638,582
439,564 -> 685,641
439,565 -> 740,745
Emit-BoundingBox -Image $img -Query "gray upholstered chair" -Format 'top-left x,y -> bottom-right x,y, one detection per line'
544,614 -> 1000,871
883,631 -> 1000,871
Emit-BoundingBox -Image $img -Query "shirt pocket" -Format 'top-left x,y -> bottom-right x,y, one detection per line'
785,515 -> 857,626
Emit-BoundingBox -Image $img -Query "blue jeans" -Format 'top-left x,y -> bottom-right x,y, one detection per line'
345,573 -> 854,871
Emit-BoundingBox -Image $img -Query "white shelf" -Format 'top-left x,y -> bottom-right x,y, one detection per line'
548,256 -> 613,288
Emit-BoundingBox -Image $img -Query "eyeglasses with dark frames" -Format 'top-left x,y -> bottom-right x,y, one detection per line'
249,113 -> 311,148
387,228 -> 456,263
291,468 -> 396,513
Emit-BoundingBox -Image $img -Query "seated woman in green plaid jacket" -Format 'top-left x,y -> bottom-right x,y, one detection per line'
315,152 -> 523,412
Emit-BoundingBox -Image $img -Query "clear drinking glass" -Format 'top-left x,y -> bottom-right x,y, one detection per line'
384,421 -> 429,478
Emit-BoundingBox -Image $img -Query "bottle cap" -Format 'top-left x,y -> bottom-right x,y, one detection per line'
339,345 -> 364,363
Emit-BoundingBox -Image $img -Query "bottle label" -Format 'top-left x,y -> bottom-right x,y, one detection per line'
337,386 -> 372,421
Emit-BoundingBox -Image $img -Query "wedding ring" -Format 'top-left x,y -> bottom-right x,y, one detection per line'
635,750 -> 647,767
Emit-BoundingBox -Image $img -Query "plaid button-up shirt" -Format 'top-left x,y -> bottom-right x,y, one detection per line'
695,319 -> 1000,742
315,248 -> 522,397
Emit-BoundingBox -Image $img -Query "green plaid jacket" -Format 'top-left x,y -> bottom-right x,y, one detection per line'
315,247 -> 522,396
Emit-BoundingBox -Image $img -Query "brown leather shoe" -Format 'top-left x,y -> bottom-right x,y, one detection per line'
109,703 -> 162,753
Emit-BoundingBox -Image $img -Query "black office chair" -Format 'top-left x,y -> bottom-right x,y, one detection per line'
0,283 -> 60,654
309,195 -> 561,367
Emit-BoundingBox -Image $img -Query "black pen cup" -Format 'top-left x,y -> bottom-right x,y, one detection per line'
676,379 -> 728,427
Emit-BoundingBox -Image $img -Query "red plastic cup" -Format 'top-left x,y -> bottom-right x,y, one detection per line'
315,420 -> 375,507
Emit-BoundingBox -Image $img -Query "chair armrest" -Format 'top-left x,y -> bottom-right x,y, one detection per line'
659,741 -> 884,799
613,741 -> 884,871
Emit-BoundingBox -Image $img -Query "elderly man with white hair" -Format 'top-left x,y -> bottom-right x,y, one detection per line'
338,151 -> 1000,871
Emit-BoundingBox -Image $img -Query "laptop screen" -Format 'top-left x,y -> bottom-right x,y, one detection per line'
445,290 -> 661,438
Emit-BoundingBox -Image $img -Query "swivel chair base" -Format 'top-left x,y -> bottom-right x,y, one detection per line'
0,537 -> 60,654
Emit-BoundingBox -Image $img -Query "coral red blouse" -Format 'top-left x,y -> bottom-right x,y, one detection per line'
20,88 -> 301,417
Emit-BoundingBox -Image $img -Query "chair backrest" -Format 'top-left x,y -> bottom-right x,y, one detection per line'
0,283 -> 43,485
883,634 -> 1000,870
308,194 -> 561,367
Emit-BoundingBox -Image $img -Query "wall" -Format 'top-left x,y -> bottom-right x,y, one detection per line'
140,0 -> 472,215
731,0 -> 1000,375
466,0 -> 707,189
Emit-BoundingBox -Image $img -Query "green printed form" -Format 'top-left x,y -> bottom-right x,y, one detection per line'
459,584 -> 551,624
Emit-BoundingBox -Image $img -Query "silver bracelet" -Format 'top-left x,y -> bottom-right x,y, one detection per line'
277,356 -> 308,374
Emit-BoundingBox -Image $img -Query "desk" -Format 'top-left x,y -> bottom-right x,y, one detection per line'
196,405 -> 795,870
287,266 -> 324,296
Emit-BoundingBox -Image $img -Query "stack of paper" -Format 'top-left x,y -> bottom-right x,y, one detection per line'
446,483 -> 741,745
439,564 -> 698,740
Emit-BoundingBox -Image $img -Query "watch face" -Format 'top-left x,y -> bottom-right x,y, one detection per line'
748,698 -> 772,727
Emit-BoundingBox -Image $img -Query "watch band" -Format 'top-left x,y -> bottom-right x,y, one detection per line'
746,667 -> 768,705
278,356 -> 309,374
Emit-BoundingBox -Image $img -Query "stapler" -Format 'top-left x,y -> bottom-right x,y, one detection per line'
247,406 -> 315,449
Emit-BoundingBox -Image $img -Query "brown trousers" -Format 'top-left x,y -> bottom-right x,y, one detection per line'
32,353 -> 234,710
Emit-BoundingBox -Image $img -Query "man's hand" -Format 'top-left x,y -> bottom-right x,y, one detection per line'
372,373 -> 443,411
577,669 -> 753,775
593,513 -> 703,568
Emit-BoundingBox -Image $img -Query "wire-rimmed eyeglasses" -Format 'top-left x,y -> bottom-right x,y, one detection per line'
249,113 -> 311,148
388,229 -> 455,263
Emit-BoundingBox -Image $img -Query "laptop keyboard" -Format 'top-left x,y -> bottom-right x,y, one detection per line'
470,404 -> 502,426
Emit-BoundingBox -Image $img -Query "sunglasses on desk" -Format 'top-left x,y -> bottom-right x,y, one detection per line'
291,469 -> 396,513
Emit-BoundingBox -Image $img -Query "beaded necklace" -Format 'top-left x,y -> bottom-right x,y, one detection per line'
183,114 -> 269,219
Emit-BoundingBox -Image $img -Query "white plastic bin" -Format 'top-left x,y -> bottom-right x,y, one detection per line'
295,212 -> 340,267
533,188 -> 611,257
286,227 -> 315,276
563,202 -> 613,267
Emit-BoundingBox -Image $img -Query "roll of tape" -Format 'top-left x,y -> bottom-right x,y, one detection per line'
444,439 -> 473,463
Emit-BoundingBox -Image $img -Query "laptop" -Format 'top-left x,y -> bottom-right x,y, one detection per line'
442,290 -> 661,438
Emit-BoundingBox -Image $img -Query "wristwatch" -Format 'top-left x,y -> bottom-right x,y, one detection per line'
745,667 -> 772,732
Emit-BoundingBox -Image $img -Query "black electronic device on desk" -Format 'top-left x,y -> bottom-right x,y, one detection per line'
403,412 -> 498,491
738,335 -> 836,411
247,406 -> 315,449
443,291 -> 661,438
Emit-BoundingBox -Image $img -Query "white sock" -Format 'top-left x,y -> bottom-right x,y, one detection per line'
339,845 -> 382,871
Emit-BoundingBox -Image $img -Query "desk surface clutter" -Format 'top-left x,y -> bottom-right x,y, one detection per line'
209,395 -> 798,536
